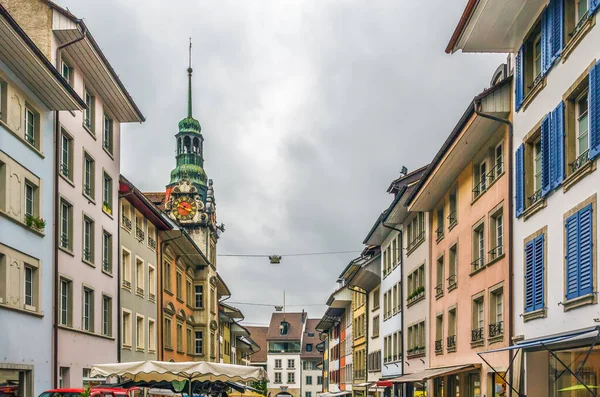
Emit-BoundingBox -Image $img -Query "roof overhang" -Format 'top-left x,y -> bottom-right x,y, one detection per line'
408,79 -> 511,212
446,0 -> 548,54
160,229 -> 210,268
315,307 -> 345,332
49,3 -> 144,122
350,253 -> 381,292
220,303 -> 244,320
325,286 -> 352,308
217,273 -> 231,298
390,364 -> 480,383
119,176 -> 173,230
0,5 -> 84,111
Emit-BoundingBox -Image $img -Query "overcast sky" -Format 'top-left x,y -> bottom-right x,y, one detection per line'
60,0 -> 505,326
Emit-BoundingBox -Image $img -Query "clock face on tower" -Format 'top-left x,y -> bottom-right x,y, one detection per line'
171,195 -> 198,221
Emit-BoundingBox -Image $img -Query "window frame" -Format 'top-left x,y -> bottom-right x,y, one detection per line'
122,309 -> 132,348
102,230 -> 112,274
83,88 -> 95,133
59,277 -> 72,326
82,215 -> 95,264
102,294 -> 112,337
103,113 -> 114,155
82,286 -> 94,332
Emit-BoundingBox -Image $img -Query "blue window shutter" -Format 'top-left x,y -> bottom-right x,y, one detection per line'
590,60 -> 600,159
515,144 -> 525,217
524,240 -> 535,313
578,204 -> 593,296
515,46 -> 524,111
565,213 -> 580,300
534,235 -> 545,310
541,7 -> 551,75
550,0 -> 564,61
541,115 -> 552,196
591,0 -> 600,15
552,102 -> 565,187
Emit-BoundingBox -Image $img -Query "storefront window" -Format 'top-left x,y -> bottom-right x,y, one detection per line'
491,373 -> 506,397
448,375 -> 460,397
414,381 -> 427,397
434,378 -> 444,397
468,373 -> 481,397
0,369 -> 30,397
548,346 -> 600,397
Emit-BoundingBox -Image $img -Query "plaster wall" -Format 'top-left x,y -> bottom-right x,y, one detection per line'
367,287 -> 381,383
380,230 -> 402,379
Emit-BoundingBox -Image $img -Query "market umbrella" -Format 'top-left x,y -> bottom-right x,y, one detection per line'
558,384 -> 600,392
91,361 -> 268,397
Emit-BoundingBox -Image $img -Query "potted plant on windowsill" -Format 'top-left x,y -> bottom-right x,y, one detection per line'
25,215 -> 46,231
103,201 -> 112,214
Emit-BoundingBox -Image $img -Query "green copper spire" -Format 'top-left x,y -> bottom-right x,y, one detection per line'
169,38 -> 208,199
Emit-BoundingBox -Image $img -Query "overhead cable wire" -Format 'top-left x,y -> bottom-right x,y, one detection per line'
218,250 -> 362,257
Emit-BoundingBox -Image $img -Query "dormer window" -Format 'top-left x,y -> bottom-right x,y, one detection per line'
279,321 -> 289,335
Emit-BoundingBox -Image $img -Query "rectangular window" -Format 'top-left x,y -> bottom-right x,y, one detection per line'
306,343 -> 313,352
447,307 -> 457,350
565,72 -> 593,176
407,264 -> 425,301
288,359 -> 295,369
306,393 -> 312,397
164,259 -> 171,292
148,319 -> 156,352
471,297 -> 484,342
82,216 -> 94,263
436,205 -> 444,241
187,327 -> 193,354
435,314 -> 443,353
24,106 -> 36,147
83,153 -> 95,198
372,288 -> 380,309
103,172 -> 113,213
148,265 -> 156,301
448,244 -> 457,289
176,272 -> 183,299
195,285 -> 204,308
82,287 -> 93,331
274,372 -> 282,384
195,331 -> 203,355
525,234 -> 545,313
565,0 -> 589,36
60,131 -> 73,179
102,231 -> 112,273
275,359 -> 282,369
84,89 -> 95,132
103,114 -> 113,154
136,315 -> 145,350
177,323 -> 183,352
102,295 -> 111,336
164,317 -> 172,349
288,373 -> 295,384
489,288 -> 504,338
449,185 -> 458,226
24,265 -> 34,308
61,61 -> 73,85
373,315 -> 380,337
306,376 -> 312,385
59,199 -> 73,250
186,279 -> 193,306
565,204 -> 594,300
24,182 -> 35,218
122,248 -> 131,288
59,278 -> 72,326
436,255 -> 444,298
122,310 -> 132,347
489,208 -> 504,261
317,376 -> 322,385
495,142 -> 504,176
136,257 -> 144,295
472,223 -> 485,272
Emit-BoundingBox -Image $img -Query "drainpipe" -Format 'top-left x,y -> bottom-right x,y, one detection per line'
53,22 -> 87,389
473,98 -> 514,389
382,221 -> 403,388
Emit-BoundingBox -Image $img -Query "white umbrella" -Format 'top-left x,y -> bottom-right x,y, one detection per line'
91,361 -> 268,397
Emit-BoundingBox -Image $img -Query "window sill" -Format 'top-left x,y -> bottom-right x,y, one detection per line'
103,208 -> 114,219
562,14 -> 596,63
448,283 -> 457,293
448,220 -> 458,232
563,160 -> 596,193
82,258 -> 95,268
447,346 -> 456,353
164,347 -> 174,352
0,120 -> 45,158
436,234 -> 444,244
522,198 -> 547,221
82,124 -> 96,139
563,293 -> 597,312
406,237 -> 425,257
435,349 -> 443,356
406,293 -> 425,308
470,339 -> 484,348
177,350 -> 185,355
435,291 -> 444,300
520,77 -> 546,112
58,245 -> 75,257
59,173 -> 76,188
136,347 -> 145,352
471,171 -> 505,206
57,324 -> 115,340
371,305 -> 380,312
122,345 -> 132,351
83,192 -> 96,205
488,335 -> 504,345
0,210 -> 46,237
469,264 -> 487,277
101,269 -> 113,278
486,253 -> 505,268
176,297 -> 185,304
523,307 -> 547,322
0,302 -> 44,317
164,289 -> 174,296
103,146 -> 115,160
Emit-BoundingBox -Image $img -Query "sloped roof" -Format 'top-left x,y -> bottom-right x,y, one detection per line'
144,192 -> 167,211
245,326 -> 268,363
266,312 -> 306,341
301,319 -> 322,359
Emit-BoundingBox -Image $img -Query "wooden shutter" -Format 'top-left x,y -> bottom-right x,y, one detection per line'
515,144 -> 525,217
533,235 -> 545,310
515,46 -> 524,111
550,0 -> 563,62
524,240 -> 535,312
579,204 -> 594,296
565,213 -> 580,300
591,0 -> 600,15
590,60 -> 600,159
552,102 -> 565,188
541,115 -> 551,197
541,8 -> 551,75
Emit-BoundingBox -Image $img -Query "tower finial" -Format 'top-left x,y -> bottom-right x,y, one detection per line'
187,37 -> 193,118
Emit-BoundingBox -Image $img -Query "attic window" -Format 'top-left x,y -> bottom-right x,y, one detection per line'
279,321 -> 289,335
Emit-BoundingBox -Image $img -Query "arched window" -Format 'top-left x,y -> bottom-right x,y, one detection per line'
184,136 -> 191,154
193,137 -> 200,154
177,137 -> 182,155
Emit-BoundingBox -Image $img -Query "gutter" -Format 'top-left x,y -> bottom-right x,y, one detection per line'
52,22 -> 87,389
473,97 -> 514,391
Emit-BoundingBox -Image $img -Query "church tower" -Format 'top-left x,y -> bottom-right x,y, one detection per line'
164,40 -> 221,263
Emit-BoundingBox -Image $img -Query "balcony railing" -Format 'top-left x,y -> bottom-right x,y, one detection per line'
407,231 -> 425,251
136,227 -> 145,241
471,327 -> 484,342
102,259 -> 110,272
83,183 -> 92,196
122,216 -> 132,230
570,149 -> 590,173
447,211 -> 457,228
489,321 -> 503,338
528,189 -> 542,206
447,335 -> 456,349
472,179 -> 487,200
148,237 -> 157,250
103,138 -> 111,152
489,245 -> 504,261
471,257 -> 484,272
60,233 -> 69,249
435,284 -> 444,298
488,162 -> 504,183
60,163 -> 69,177
83,248 -> 92,262
435,225 -> 444,241
447,274 -> 457,289
435,339 -> 443,353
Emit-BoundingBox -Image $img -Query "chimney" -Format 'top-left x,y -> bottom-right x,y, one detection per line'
302,309 -> 306,323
